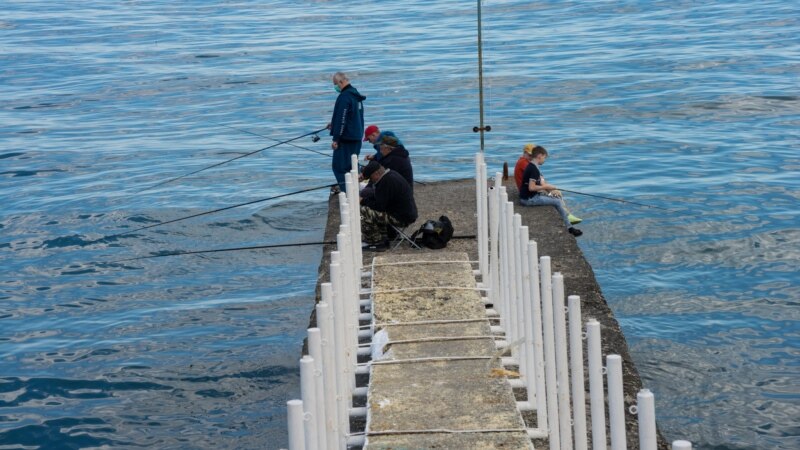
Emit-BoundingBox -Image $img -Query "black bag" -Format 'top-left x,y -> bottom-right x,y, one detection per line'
411,215 -> 454,249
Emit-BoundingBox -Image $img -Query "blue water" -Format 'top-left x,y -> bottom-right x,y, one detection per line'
1,1 -> 798,448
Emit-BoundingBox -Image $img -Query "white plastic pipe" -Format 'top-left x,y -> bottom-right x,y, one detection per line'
307,328 -> 327,450
568,295 -> 588,450
489,173 -> 501,306
300,356 -> 319,450
586,319 -> 607,450
287,399 -> 305,450
337,229 -> 358,372
672,440 -> 692,450
539,256 -> 560,450
480,160 -> 489,281
506,207 -> 523,358
316,295 -> 339,447
638,389 -> 657,450
475,154 -> 485,279
497,196 -> 509,326
511,213 -> 524,362
329,257 -> 351,448
505,202 -> 519,353
607,354 -> 626,450
518,226 -> 536,400
552,273 -> 573,450
527,241 -> 547,432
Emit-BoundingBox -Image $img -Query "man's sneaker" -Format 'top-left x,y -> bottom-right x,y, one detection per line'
362,240 -> 389,252
568,227 -> 583,237
568,214 -> 582,225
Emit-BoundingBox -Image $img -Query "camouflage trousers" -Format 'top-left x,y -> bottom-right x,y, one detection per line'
360,206 -> 405,244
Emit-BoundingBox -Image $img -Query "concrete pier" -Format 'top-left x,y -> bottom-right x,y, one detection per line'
308,177 -> 667,449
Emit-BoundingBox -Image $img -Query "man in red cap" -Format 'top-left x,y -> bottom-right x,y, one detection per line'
363,125 -> 403,162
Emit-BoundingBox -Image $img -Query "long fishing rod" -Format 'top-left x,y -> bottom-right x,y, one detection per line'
220,123 -> 427,186
141,127 -> 327,192
106,234 -> 479,263
218,123 -> 331,158
100,183 -> 334,242
558,188 -> 672,211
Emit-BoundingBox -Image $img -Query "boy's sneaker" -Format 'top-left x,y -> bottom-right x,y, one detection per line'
568,227 -> 583,237
568,214 -> 582,225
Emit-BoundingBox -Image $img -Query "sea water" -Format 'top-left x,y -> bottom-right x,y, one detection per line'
1,1 -> 798,448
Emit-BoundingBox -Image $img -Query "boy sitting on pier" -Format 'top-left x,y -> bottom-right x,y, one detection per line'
518,145 -> 583,237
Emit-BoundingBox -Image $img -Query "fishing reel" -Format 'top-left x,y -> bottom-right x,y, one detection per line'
311,134 -> 321,143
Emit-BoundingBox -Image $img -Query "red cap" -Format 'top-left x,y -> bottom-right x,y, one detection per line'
363,124 -> 379,141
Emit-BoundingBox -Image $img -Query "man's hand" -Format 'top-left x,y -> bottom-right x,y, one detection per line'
326,122 -> 331,130
331,141 -> 338,150
364,154 -> 374,161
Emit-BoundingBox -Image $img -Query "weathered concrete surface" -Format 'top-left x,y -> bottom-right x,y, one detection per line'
308,176 -> 668,449
366,252 -> 531,450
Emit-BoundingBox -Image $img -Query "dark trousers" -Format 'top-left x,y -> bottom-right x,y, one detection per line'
332,140 -> 362,191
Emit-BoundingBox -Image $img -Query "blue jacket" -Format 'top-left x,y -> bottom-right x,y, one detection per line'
330,85 -> 366,142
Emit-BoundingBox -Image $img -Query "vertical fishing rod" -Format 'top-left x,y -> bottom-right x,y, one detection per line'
472,0 -> 491,152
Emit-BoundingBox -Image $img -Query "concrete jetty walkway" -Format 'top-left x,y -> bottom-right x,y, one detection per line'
365,252 -> 532,449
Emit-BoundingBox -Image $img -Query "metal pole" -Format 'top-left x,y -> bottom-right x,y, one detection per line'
586,319 -> 607,450
476,0 -> 486,152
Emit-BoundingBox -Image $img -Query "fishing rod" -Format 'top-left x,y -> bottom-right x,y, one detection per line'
220,123 -> 427,186
140,126 -> 327,192
106,234 -> 480,263
99,183 -> 334,242
557,188 -> 672,212
218,123 -> 331,158
107,241 -> 337,263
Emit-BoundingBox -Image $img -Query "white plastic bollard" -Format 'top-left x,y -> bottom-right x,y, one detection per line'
307,328 -> 327,450
300,356 -> 319,450
568,295 -> 588,450
329,256 -> 351,448
497,196 -> 510,325
489,174 -> 502,306
506,208 -> 520,359
638,389 -> 657,450
540,256 -> 560,450
586,319 -> 607,450
287,399 -> 305,450
518,226 -> 536,401
317,294 -> 339,447
552,273 -> 573,450
607,354 -> 626,450
672,440 -> 692,450
527,241 -> 548,431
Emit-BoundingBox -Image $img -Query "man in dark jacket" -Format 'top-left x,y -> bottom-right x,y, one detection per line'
359,161 -> 418,250
328,72 -> 366,193
376,135 -> 413,189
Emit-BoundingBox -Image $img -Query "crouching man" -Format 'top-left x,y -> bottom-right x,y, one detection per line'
359,161 -> 418,251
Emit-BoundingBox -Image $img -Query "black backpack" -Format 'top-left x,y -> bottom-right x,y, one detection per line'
411,215 -> 454,249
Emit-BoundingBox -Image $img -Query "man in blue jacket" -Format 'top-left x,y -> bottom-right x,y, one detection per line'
328,72 -> 366,194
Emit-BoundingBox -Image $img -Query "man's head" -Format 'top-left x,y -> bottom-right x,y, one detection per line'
530,145 -> 548,165
522,143 -> 545,161
361,160 -> 385,183
379,135 -> 398,156
364,124 -> 380,143
332,72 -> 350,93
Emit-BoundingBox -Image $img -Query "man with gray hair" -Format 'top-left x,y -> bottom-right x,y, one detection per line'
327,71 -> 366,194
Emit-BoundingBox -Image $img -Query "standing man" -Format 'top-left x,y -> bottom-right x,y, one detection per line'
519,146 -> 583,237
328,71 -> 366,194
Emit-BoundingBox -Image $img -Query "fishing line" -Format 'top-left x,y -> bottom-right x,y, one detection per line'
557,188 -> 672,211
220,123 -> 427,186
99,183 -> 334,242
140,126 -> 327,192
106,234 -> 478,263
218,123 -> 332,158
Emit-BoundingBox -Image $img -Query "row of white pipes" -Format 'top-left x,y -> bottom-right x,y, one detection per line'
474,152 -> 692,450
287,156 -> 370,450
